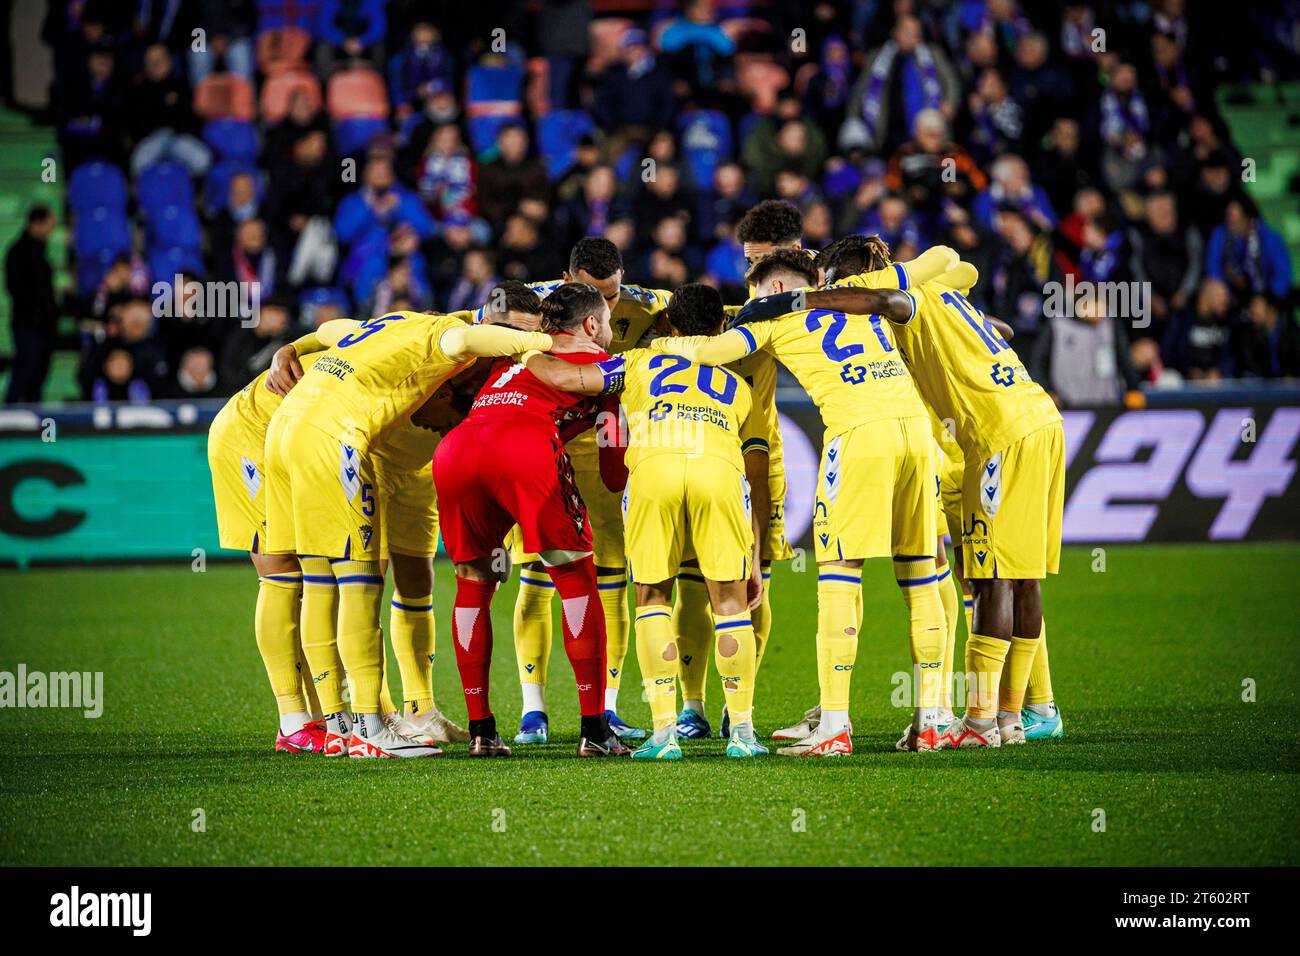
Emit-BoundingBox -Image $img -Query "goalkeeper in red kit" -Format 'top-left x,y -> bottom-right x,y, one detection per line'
432,283 -> 632,757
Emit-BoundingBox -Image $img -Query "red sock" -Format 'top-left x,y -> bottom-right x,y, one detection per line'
545,555 -> 607,717
451,576 -> 496,721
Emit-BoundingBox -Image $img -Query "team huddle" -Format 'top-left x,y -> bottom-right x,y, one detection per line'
207,199 -> 1065,761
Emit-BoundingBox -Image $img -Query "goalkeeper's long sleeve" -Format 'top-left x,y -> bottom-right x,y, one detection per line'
439,323 -> 553,361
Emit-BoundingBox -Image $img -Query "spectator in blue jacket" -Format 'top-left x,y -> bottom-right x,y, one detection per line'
660,0 -> 736,92
334,155 -> 435,250
1205,197 -> 1293,302
388,21 -> 454,120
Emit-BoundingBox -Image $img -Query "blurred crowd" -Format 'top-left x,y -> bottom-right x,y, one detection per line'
5,0 -> 1299,406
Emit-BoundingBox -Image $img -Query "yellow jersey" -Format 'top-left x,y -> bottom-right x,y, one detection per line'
607,347 -> 767,474
894,282 -> 1061,461
275,311 -> 472,447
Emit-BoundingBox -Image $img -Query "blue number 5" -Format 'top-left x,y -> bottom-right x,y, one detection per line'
337,313 -> 406,348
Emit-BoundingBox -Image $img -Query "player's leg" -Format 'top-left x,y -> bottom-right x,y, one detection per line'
250,548 -> 321,753
688,458 -> 765,758
705,576 -> 765,758
624,458 -> 688,759
891,425 -> 945,752
432,427 -> 513,756
512,557 -> 554,744
298,554 -> 350,754
451,556 -> 511,756
935,538 -> 960,724
1023,619 -> 1062,738
630,579 -> 684,760
578,472 -> 642,739
672,562 -> 713,738
389,549 -> 469,743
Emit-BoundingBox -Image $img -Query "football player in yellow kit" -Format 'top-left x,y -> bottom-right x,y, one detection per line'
756,245 -> 1065,750
653,247 -> 961,755
262,304 -> 554,758
521,283 -> 770,758
482,239 -> 671,745
673,200 -> 802,741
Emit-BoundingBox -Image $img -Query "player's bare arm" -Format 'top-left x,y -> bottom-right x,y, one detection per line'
266,318 -> 362,395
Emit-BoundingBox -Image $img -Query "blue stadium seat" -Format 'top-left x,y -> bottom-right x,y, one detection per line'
536,110 -> 595,180
143,204 -> 203,251
147,245 -> 204,283
69,160 -> 128,213
677,110 -> 733,189
74,205 -> 131,255
136,160 -> 194,215
203,119 -> 260,162
333,116 -> 388,156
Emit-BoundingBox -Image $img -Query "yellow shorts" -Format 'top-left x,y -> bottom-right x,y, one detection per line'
937,451 -> 964,540
763,466 -> 793,562
264,413 -> 381,559
961,422 -> 1065,579
623,454 -> 753,585
207,405 -> 265,552
814,418 -> 936,562
372,440 -> 439,559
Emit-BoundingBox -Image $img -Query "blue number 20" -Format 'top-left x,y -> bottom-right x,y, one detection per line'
648,354 -> 738,405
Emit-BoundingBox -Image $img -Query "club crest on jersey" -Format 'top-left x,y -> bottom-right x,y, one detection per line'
359,524 -> 374,548
238,456 -> 262,499
338,443 -> 361,500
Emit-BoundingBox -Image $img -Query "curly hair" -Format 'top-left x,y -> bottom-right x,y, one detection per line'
735,199 -> 804,246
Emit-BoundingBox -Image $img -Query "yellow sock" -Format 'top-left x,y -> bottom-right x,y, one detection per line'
894,556 -> 945,708
332,559 -> 385,714
816,570 -> 861,711
299,557 -> 345,714
673,572 -> 712,705
391,592 -> 435,713
962,593 -> 974,639
965,633 -> 1011,720
1026,620 -> 1054,705
599,570 -> 630,708
998,633 -> 1038,715
513,571 -> 554,688
255,571 -> 306,715
713,611 -> 757,726
937,565 -> 959,711
634,605 -> 678,731
379,648 -> 398,716
753,563 -> 773,677
298,647 -> 323,719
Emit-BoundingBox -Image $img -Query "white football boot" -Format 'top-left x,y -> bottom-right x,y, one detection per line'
771,704 -> 853,741
776,723 -> 853,757
351,715 -> 442,758
398,707 -> 470,743
937,716 -> 1001,750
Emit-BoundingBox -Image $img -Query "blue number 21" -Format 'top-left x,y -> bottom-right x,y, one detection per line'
805,309 -> 893,361
337,313 -> 406,348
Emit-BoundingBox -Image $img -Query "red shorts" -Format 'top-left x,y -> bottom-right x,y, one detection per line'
432,421 -> 592,562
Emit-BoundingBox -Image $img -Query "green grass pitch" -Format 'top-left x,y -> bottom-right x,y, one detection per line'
1,543 -> 1297,867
